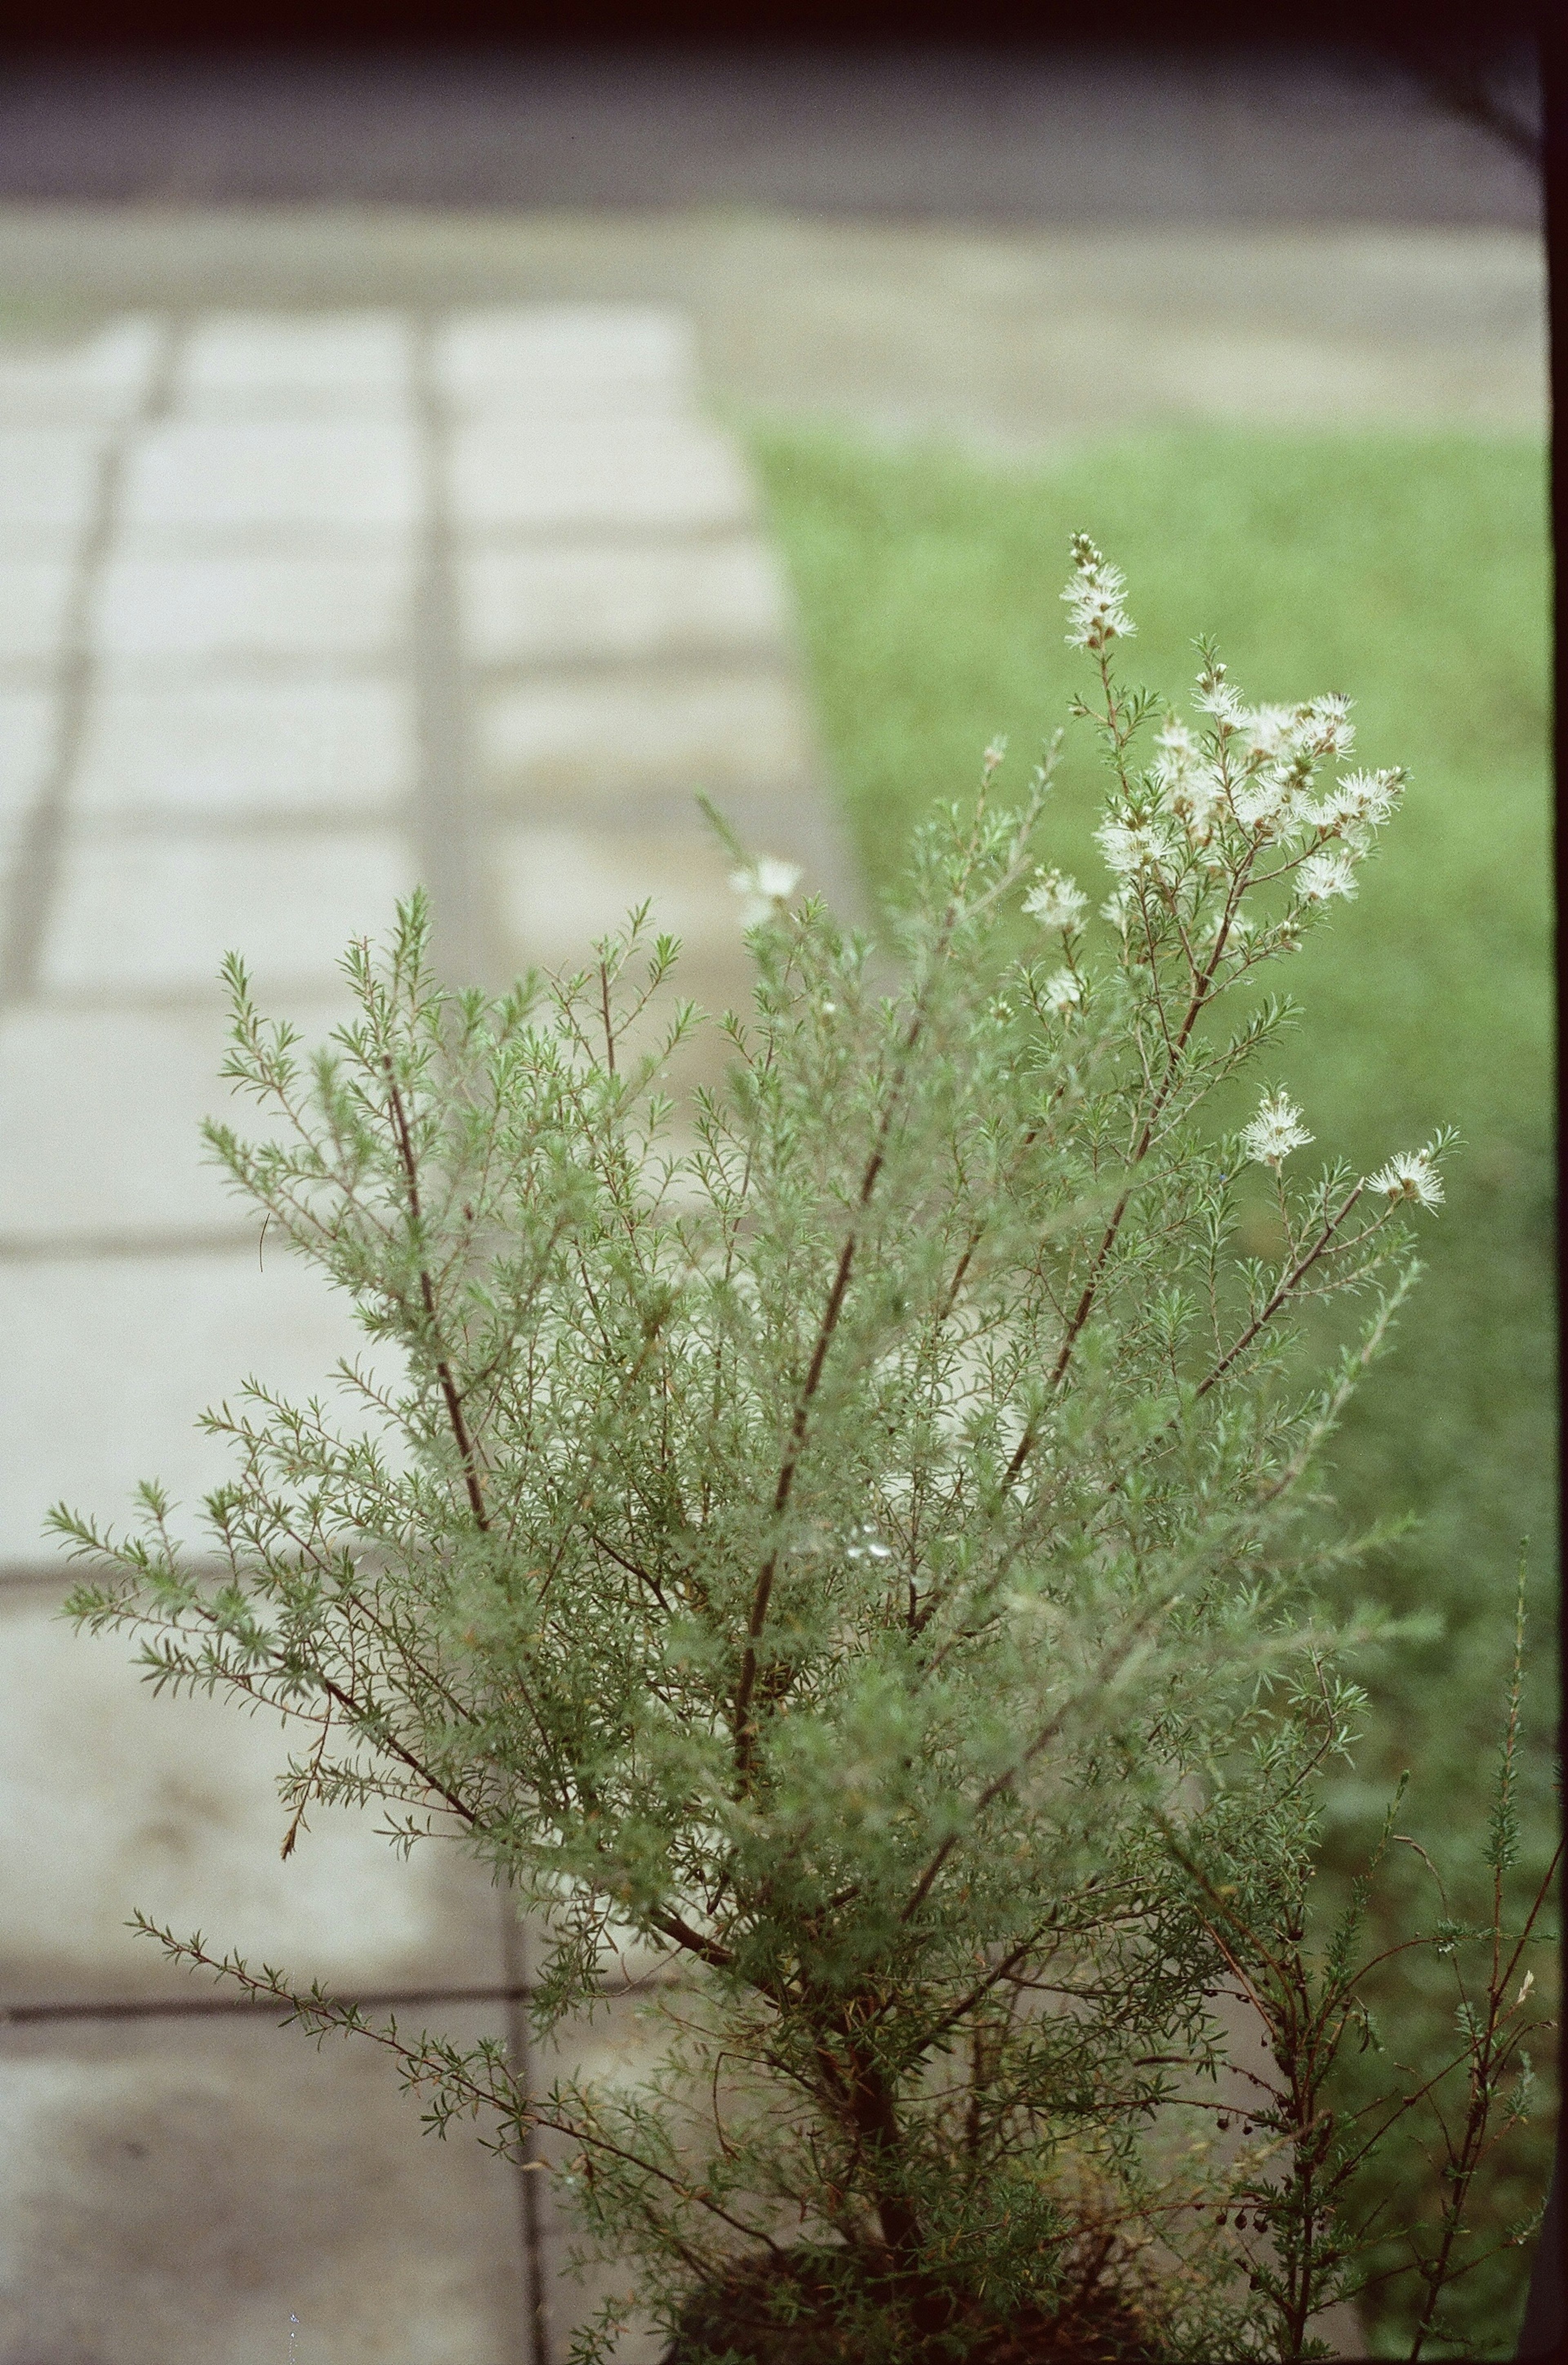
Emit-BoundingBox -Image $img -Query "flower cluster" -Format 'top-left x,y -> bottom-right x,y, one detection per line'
1060,576 -> 1406,970
1022,867 -> 1088,931
1060,532 -> 1135,652
1241,1089 -> 1314,1169
1367,1147 -> 1445,1210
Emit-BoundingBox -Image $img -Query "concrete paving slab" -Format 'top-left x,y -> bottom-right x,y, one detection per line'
0,1004 -> 348,1247
91,552 -> 412,665
0,556 -> 74,667
0,2008 -> 527,2365
177,309 -> 415,415
0,1248 -> 383,1566
71,676 -> 416,822
479,672 -> 813,804
497,824 -> 740,983
461,541 -> 787,670
527,1986 -> 687,2365
437,305 -> 696,416
0,314 -> 162,425
450,419 -> 754,537
40,826 -> 414,998
0,425 -> 107,539
121,419 -> 422,539
0,1584 -> 506,2010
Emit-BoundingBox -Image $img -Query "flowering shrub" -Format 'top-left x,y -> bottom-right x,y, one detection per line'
59,542 -> 1554,2362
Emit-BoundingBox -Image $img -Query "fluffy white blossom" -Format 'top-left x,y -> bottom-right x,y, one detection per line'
1061,535 -> 1135,650
1367,1150 -> 1444,1210
729,855 -> 802,927
1241,1089 -> 1314,1168
1095,817 -> 1180,880
1232,771 -> 1299,835
1309,769 -> 1404,842
1304,693 -> 1356,758
1152,719 -> 1222,835
1296,847 -> 1358,904
1041,968 -> 1082,1017
1240,703 -> 1300,759
1194,666 -> 1247,727
1022,868 -> 1089,931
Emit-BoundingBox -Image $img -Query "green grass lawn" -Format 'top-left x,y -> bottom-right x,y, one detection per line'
750,424 -> 1555,2356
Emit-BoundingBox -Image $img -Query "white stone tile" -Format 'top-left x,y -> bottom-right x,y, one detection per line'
0,686 -> 58,843
530,1988 -> 677,2365
0,1589 -> 507,2005
461,539 -> 787,669
437,305 -> 696,416
498,824 -> 742,974
176,311 -> 415,415
479,670 -> 812,798
450,419 -> 753,534
0,2015 -> 523,2363
0,556 -> 76,665
73,677 -> 416,822
0,1004 -> 349,1245
121,419 -> 422,536
0,318 -> 163,425
91,553 -> 411,664
0,1249 -> 386,1566
0,425 -> 107,539
40,825 -> 414,997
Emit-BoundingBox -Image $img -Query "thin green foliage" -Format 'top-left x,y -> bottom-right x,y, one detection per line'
56,545 -> 1554,2363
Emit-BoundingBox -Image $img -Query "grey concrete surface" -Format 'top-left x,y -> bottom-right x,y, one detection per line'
0,2007 -> 530,2365
0,212 -> 1544,457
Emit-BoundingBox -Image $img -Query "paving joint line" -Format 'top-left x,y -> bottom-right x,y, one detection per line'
501,1905 -> 555,2365
0,314 -> 182,1010
411,310 -> 492,994
414,311 -> 549,2360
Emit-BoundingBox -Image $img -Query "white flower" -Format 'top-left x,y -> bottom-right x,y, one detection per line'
1195,668 -> 1246,727
1241,1089 -> 1313,1168
1042,968 -> 1082,1017
1366,1150 -> 1444,1210
729,855 -> 802,927
1232,771 -> 1296,835
1311,768 -> 1404,840
1296,847 -> 1358,904
1060,536 -> 1135,650
1305,693 -> 1356,757
1096,817 -> 1179,880
1241,703 -> 1298,759
1022,868 -> 1089,931
1152,722 -> 1223,835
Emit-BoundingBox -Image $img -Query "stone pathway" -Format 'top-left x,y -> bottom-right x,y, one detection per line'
0,214 -> 1546,456
0,304 -> 849,2365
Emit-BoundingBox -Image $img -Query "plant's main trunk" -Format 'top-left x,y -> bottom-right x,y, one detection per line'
840,2039 -> 956,2341
844,2041 -> 924,2272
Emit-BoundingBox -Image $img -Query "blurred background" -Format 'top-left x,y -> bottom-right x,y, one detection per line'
0,20 -> 1550,2363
